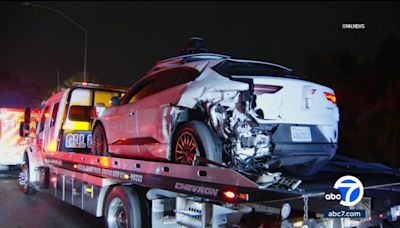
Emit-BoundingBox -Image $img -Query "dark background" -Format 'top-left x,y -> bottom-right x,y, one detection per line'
0,1 -> 399,167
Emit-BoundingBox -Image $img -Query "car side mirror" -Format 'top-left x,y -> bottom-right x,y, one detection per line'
19,122 -> 27,137
19,122 -> 35,138
111,97 -> 121,106
19,108 -> 33,137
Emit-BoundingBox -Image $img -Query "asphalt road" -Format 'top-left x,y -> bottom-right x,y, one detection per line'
0,169 -> 104,228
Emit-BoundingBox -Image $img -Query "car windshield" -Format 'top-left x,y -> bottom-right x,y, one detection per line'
213,60 -> 298,78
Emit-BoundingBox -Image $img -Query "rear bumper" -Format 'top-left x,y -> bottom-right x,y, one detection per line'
271,142 -> 337,167
268,123 -> 338,167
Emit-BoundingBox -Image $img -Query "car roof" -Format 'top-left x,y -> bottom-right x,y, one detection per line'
149,53 -> 292,73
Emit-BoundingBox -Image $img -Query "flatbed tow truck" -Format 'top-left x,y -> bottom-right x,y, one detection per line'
18,82 -> 400,228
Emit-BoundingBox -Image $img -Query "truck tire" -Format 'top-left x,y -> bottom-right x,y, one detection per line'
19,159 -> 35,195
91,124 -> 110,156
172,120 -> 222,167
105,186 -> 150,228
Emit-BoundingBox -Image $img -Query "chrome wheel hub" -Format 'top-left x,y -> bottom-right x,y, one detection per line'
18,163 -> 29,188
107,197 -> 128,228
175,132 -> 198,165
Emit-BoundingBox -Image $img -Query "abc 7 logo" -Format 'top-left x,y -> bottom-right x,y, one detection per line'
324,175 -> 364,207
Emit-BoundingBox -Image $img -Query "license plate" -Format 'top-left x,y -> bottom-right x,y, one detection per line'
290,126 -> 312,142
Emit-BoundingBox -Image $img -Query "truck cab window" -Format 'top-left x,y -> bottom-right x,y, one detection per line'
38,106 -> 50,133
64,88 -> 92,131
50,103 -> 59,127
94,91 -> 121,107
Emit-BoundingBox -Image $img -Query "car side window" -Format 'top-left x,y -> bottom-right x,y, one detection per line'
152,68 -> 182,94
128,79 -> 158,104
152,67 -> 200,94
121,67 -> 199,104
176,68 -> 200,85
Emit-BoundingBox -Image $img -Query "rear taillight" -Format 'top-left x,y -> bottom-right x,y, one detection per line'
253,85 -> 282,95
324,92 -> 337,104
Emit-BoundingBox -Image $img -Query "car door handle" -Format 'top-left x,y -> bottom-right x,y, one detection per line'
129,112 -> 135,116
159,103 -> 171,108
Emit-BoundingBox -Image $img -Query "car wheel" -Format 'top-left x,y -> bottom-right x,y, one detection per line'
105,186 -> 150,228
91,124 -> 109,156
19,159 -> 35,195
172,120 -> 222,167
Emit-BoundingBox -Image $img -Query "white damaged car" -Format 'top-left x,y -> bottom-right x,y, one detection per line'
92,41 -> 339,176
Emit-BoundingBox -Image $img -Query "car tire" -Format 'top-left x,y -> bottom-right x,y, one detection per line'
91,124 -> 110,156
172,120 -> 222,167
105,186 -> 150,228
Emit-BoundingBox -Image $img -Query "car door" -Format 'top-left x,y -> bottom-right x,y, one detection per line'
136,67 -> 200,160
105,77 -> 158,158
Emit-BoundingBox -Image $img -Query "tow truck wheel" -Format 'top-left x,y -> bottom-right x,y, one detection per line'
105,186 -> 150,228
92,124 -> 110,156
19,159 -> 34,195
172,120 -> 222,167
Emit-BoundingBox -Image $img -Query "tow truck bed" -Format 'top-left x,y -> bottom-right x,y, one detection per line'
21,150 -> 400,227
42,152 -> 400,208
44,152 -> 304,204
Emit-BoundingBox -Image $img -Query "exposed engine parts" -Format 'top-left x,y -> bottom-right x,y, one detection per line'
191,90 -> 279,174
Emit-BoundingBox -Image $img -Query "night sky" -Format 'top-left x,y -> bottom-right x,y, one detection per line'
1,1 -> 399,94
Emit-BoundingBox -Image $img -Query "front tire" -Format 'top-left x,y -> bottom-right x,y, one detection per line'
172,120 -> 222,167
105,186 -> 150,228
91,124 -> 110,156
19,159 -> 35,195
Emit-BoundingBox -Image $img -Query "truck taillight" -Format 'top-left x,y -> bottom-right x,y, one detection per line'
222,190 -> 249,201
223,190 -> 237,200
254,85 -> 282,95
324,92 -> 337,104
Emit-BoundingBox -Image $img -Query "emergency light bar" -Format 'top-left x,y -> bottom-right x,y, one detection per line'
72,82 -> 128,91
